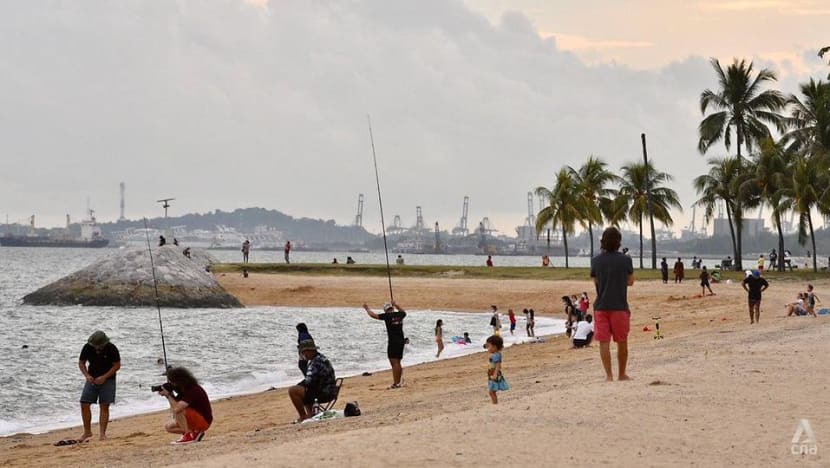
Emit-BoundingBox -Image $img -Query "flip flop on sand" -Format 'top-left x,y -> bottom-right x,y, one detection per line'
54,439 -> 82,447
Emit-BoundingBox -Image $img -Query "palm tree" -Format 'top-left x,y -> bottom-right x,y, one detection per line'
535,169 -> 582,268
741,139 -> 791,272
699,58 -> 787,159
784,154 -> 829,272
782,78 -> 830,157
698,57 -> 786,269
617,162 -> 682,269
693,157 -> 743,262
568,156 -> 619,258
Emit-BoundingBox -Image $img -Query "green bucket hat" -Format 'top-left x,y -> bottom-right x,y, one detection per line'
88,330 -> 110,347
297,339 -> 318,352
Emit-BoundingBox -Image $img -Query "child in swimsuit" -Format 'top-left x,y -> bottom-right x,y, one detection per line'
486,335 -> 509,404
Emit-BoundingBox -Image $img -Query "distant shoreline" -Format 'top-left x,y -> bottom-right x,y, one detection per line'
211,263 -> 826,282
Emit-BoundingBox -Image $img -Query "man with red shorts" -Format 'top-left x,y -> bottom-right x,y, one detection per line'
159,367 -> 213,445
590,227 -> 634,382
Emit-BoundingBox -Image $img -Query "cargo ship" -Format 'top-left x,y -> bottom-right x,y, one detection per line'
0,212 -> 109,248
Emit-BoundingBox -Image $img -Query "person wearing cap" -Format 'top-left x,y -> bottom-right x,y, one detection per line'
288,339 -> 337,422
364,301 -> 407,389
78,330 -> 121,441
741,270 -> 769,324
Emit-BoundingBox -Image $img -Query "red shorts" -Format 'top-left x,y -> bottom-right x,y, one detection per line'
594,310 -> 631,343
185,408 -> 210,433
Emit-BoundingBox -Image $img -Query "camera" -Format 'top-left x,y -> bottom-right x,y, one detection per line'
151,382 -> 173,393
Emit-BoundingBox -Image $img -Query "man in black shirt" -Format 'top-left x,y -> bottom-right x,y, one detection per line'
78,330 -> 121,441
364,301 -> 406,389
590,227 -> 635,382
742,270 -> 769,324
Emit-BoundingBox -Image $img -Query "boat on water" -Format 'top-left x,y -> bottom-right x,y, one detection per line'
0,212 -> 109,248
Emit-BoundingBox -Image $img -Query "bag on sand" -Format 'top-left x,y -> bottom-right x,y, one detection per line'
344,401 -> 361,417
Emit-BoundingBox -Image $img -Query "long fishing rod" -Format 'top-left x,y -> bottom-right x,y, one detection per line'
143,217 -> 169,369
368,115 -> 394,303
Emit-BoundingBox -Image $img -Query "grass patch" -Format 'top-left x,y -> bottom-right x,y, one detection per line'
211,263 -> 828,282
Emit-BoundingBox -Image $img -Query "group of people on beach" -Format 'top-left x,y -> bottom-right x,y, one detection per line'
70,331 -> 212,446
75,224 -> 830,448
239,239 -> 292,264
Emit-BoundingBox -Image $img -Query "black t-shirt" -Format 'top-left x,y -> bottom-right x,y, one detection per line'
378,311 -> 406,341
742,276 -> 769,300
179,384 -> 213,424
79,343 -> 121,379
590,251 -> 634,311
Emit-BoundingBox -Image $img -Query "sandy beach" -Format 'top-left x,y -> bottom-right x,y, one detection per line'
2,272 -> 828,467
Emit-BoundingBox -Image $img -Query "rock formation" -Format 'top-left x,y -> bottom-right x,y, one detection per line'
23,246 -> 242,308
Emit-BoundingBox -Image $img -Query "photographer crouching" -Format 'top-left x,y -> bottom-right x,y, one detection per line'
156,367 -> 213,445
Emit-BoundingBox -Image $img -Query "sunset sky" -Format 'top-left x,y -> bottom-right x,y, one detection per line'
1,1 -> 827,234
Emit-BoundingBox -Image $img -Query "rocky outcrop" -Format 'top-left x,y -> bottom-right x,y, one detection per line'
23,246 -> 242,308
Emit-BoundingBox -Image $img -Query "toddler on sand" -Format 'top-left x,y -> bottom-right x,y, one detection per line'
486,335 -> 509,404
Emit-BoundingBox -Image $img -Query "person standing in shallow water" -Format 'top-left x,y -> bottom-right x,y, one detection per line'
590,227 -> 634,382
78,330 -> 121,441
364,301 -> 407,389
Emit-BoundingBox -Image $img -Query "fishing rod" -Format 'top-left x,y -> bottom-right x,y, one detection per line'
143,217 -> 169,369
368,115 -> 394,302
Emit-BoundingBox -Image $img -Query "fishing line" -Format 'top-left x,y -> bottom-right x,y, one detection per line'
143,217 -> 169,369
368,115 -> 394,302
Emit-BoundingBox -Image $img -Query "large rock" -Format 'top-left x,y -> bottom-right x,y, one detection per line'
23,246 -> 242,308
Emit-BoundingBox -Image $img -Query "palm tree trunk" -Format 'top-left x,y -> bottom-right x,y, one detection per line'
809,212 -> 817,272
588,222 -> 594,258
735,141 -> 743,270
562,225 -> 569,269
775,212 -> 785,273
726,204 -> 737,262
638,214 -> 644,269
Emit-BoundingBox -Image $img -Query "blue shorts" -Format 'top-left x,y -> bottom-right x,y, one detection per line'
80,379 -> 116,405
510,323 -> 516,332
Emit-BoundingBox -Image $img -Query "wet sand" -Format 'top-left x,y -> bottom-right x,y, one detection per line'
2,273 -> 828,467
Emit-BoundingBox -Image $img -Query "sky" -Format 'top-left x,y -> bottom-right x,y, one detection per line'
0,0 -> 827,235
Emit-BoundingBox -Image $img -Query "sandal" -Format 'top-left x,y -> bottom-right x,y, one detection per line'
388,383 -> 402,390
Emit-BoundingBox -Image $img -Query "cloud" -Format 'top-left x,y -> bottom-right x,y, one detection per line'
698,1 -> 792,11
0,0 -> 819,234
540,32 -> 653,51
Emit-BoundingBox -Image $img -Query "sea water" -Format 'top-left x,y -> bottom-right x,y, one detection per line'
0,248 -> 564,436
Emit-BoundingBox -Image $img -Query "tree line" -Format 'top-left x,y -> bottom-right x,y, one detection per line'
536,47 -> 830,272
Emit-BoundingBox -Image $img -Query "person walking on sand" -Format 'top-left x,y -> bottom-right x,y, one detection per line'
591,227 -> 634,382
660,257 -> 669,284
806,284 -> 820,317
284,241 -> 291,264
673,257 -> 684,283
435,320 -> 444,358
485,335 -> 509,404
757,254 -> 765,274
78,331 -> 121,441
741,270 -> 769,324
507,309 -> 517,336
241,239 -> 250,263
364,301 -> 406,389
700,266 -> 715,296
